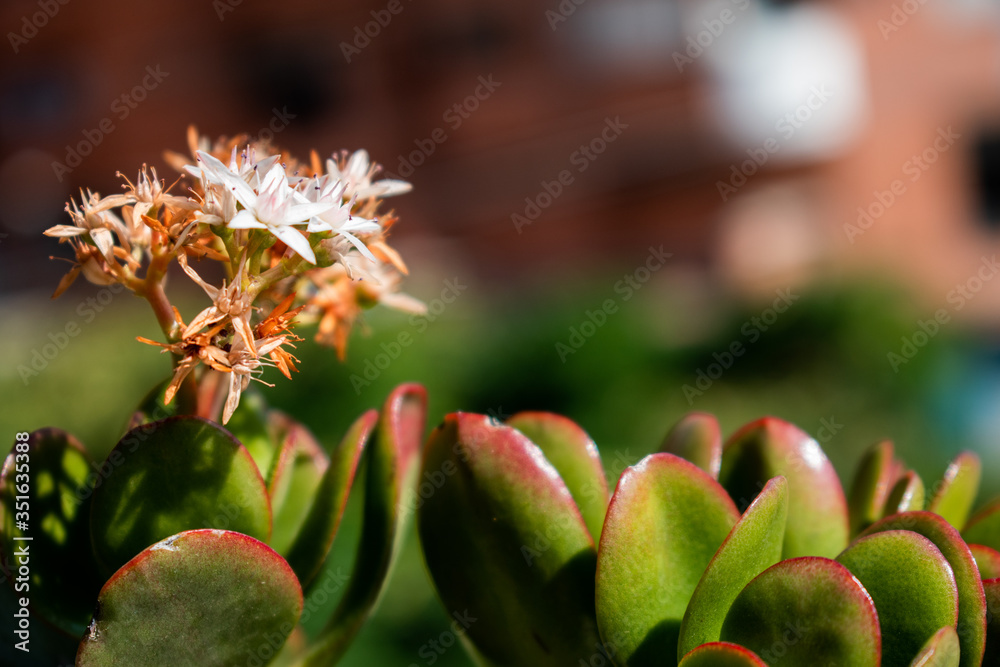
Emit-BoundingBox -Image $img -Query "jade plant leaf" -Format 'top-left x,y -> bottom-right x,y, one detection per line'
927,452 -> 982,530
225,390 -> 279,482
719,417 -> 848,559
0,429 -> 104,636
415,411 -> 599,667
283,409 -> 377,590
267,415 -> 330,556
76,529 -> 302,667
303,384 -> 427,666
836,530 -> 958,667
885,471 -> 925,518
89,416 -> 271,575
848,440 -> 898,535
984,580 -> 1000,665
910,627 -> 961,667
678,642 -> 767,667
719,557 -> 881,667
596,453 -> 739,667
659,412 -> 722,480
678,477 -> 788,659
506,411 -> 609,541
962,497 -> 1000,552
860,512 -> 987,667
969,544 -> 1000,580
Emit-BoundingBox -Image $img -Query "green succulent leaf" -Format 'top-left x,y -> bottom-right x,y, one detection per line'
962,497 -> 1000,552
283,409 -> 377,590
225,390 -> 279,482
909,627 -> 961,667
719,557 -> 881,667
89,416 -> 271,575
659,412 -> 722,480
301,384 -> 427,667
125,377 -> 195,432
0,429 -> 103,636
76,529 -> 302,667
927,452 -> 981,530
885,471 -> 925,517
859,512 -> 987,667
984,579 -> 1000,666
678,477 -> 788,659
836,530 -> 958,667
678,642 -> 767,667
848,440 -> 898,535
969,544 -> 1000,581
416,411 -> 599,667
719,417 -> 849,559
267,415 -> 330,556
506,411 -> 609,542
596,453 -> 739,667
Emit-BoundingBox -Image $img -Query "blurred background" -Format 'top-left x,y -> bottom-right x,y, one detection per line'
4,0 -> 1000,663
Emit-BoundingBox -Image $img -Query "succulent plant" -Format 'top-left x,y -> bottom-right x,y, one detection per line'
0,382 -> 426,666
416,411 -> 1000,667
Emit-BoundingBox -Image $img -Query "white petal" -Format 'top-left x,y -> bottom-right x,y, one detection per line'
44,225 -> 87,237
338,229 -> 377,262
346,149 -> 370,178
227,210 -> 267,230
271,225 -> 316,264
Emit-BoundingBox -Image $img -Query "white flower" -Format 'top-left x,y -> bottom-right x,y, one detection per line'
301,176 -> 381,262
328,149 -> 411,200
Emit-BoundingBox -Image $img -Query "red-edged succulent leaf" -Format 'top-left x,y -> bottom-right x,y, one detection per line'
596,453 -> 740,667
267,415 -> 330,556
885,471 -> 926,518
678,477 -> 788,659
970,544 -> 1000,580
0,429 -> 103,636
76,529 -> 302,667
927,452 -> 982,530
416,412 -> 600,666
719,417 -> 849,559
848,440 -> 898,535
910,626 -> 961,667
88,417 -> 272,576
506,411 -> 609,541
679,642 -> 768,667
660,412 -> 722,480
283,410 -> 377,589
720,557 -> 881,667
984,579 -> 1000,665
962,497 -> 1000,552
303,384 -> 427,666
860,512 -> 986,667
837,530 -> 958,667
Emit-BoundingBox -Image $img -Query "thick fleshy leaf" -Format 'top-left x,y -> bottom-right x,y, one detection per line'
962,497 -> 1000,552
283,410 -> 377,589
267,415 -> 330,556
970,544 -> 1000,580
89,417 -> 271,575
679,642 -> 767,667
125,376 -> 195,431
678,477 -> 788,658
837,530 -> 958,667
720,557 -> 881,666
597,453 -> 740,666
910,627 -> 961,667
885,471 -> 925,517
660,412 -> 722,479
415,412 -> 599,666
848,440 -> 897,535
506,411 -> 609,541
303,384 -> 427,666
719,417 -> 849,558
927,452 -> 981,530
984,579 -> 1000,665
77,529 -> 302,666
225,391 -> 278,481
860,512 -> 987,667
0,430 -> 103,636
